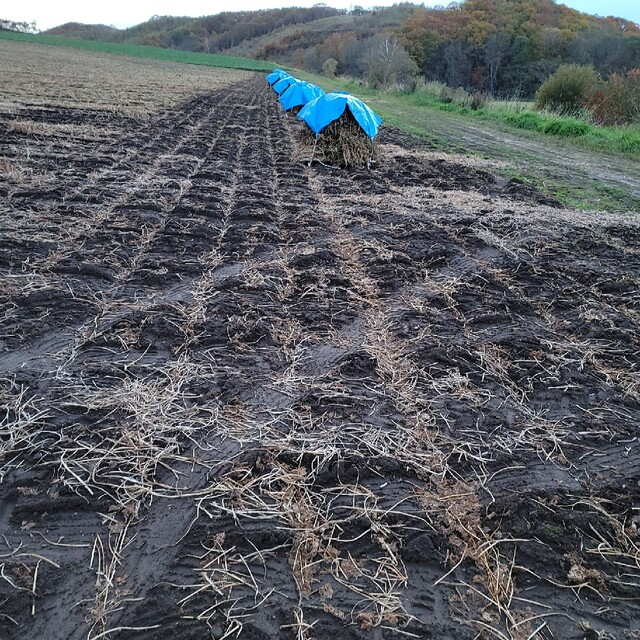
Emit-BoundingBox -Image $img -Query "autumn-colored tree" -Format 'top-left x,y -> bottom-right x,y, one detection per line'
40,2 -> 640,98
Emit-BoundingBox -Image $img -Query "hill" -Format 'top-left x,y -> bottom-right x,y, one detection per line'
41,1 -> 640,97
44,22 -> 118,39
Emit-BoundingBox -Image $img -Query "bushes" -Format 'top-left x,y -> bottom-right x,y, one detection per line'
535,65 -> 640,126
438,86 -> 487,110
535,64 -> 599,114
322,57 -> 338,77
589,68 -> 640,126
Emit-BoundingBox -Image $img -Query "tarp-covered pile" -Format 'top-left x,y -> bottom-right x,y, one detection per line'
272,76 -> 297,95
279,81 -> 324,112
266,69 -> 290,85
298,91 -> 382,139
265,68 -> 383,168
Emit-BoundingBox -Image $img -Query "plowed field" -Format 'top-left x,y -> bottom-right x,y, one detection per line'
2,44 -> 640,640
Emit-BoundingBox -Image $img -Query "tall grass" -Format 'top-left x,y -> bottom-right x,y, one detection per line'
404,80 -> 640,155
0,30 -> 275,72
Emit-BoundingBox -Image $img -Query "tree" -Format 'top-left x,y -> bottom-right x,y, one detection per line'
589,68 -> 640,125
484,32 -> 510,94
500,34 -> 535,95
304,47 -> 322,74
443,41 -> 473,88
362,36 -> 417,88
0,18 -> 38,33
341,36 -> 365,76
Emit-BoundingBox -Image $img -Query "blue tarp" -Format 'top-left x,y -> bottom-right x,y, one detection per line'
273,76 -> 298,95
266,69 -> 290,85
297,92 -> 382,139
279,81 -> 325,111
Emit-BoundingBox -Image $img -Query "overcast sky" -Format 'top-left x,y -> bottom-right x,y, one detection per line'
4,1 -> 639,32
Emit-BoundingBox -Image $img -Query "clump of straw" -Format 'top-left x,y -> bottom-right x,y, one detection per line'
302,109 -> 378,168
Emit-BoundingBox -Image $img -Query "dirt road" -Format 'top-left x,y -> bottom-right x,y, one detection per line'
1,76 -> 640,640
380,100 -> 640,206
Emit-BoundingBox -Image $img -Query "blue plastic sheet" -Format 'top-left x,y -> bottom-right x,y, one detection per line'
279,82 -> 324,111
273,76 -> 298,95
297,92 -> 382,138
266,69 -> 290,85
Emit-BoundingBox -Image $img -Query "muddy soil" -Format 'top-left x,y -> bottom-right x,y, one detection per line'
1,76 -> 640,640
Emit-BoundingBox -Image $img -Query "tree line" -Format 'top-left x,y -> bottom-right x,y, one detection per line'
0,18 -> 38,33
398,0 -> 640,97
258,1 -> 639,98
37,2 -> 640,99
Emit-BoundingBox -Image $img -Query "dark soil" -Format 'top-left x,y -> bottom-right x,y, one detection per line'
1,76 -> 640,640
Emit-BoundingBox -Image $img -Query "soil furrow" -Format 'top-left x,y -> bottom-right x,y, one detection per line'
2,74 -> 640,640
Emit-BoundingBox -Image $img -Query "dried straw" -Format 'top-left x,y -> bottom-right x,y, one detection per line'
302,110 -> 378,168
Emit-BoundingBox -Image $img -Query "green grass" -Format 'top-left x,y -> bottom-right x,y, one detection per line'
489,106 -> 640,153
0,29 -> 275,72
501,168 -> 639,212
400,89 -> 640,157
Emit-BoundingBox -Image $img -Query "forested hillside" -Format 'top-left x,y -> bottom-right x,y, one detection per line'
41,1 -> 640,97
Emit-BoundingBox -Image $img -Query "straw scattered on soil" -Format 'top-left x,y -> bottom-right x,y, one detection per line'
2,40 -> 640,640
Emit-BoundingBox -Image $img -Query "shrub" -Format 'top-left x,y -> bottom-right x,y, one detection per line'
439,85 -> 454,103
589,68 -> 640,126
321,57 -> 338,77
470,92 -> 487,111
535,64 -> 600,114
415,79 -> 447,100
438,85 -> 486,109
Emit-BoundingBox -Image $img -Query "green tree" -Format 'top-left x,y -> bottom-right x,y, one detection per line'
0,18 -> 37,33
322,57 -> 338,77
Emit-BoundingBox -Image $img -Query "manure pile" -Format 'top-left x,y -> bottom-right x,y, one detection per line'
1,73 -> 640,640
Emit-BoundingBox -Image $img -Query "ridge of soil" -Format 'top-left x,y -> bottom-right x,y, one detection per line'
1,75 -> 640,640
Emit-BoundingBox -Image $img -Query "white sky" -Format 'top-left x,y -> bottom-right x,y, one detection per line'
4,1 -> 639,32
